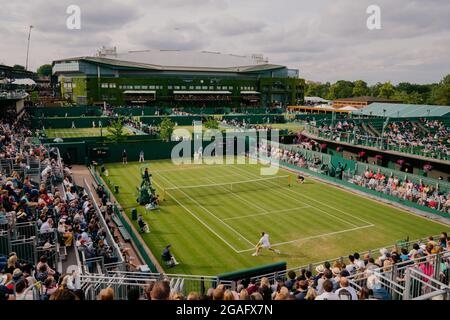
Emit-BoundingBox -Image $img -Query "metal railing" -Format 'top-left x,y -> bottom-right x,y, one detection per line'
79,271 -> 231,300
304,124 -> 450,161
247,235 -> 446,284
82,177 -> 124,269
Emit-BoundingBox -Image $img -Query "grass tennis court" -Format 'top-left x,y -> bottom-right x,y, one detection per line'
45,127 -> 134,138
105,158 -> 447,275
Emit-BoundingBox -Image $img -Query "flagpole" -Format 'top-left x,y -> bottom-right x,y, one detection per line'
25,25 -> 33,71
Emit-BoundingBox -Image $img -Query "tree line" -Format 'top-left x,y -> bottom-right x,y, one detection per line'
305,74 -> 450,105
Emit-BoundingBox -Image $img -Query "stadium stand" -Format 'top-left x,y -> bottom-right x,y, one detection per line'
304,116 -> 450,161
257,141 -> 450,214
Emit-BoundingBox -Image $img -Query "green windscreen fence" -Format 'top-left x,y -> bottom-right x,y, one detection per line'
27,106 -> 102,117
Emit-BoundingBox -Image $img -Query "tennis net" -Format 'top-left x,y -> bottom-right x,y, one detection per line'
162,175 -> 291,201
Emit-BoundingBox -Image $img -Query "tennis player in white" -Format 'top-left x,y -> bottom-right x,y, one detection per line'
252,232 -> 281,256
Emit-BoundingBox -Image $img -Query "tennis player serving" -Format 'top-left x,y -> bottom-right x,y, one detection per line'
252,232 -> 281,256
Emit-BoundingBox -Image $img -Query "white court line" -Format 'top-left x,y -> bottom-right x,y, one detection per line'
232,165 -> 361,229
151,165 -> 226,173
222,205 -> 311,221
202,176 -> 269,214
155,172 -> 256,248
236,224 -> 375,253
233,164 -> 374,228
172,172 -> 244,184
152,179 -> 242,254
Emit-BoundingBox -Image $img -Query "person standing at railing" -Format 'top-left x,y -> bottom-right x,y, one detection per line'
122,149 -> 128,165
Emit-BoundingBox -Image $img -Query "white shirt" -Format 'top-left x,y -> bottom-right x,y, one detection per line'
354,259 -> 365,270
259,234 -> 270,247
335,286 -> 359,300
40,221 -> 53,233
315,292 -> 340,300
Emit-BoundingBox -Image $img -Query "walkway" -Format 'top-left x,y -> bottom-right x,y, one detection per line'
70,165 -> 144,270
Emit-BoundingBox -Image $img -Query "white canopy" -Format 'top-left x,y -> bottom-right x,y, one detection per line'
240,91 -> 261,94
340,106 -> 359,111
123,90 -> 156,94
11,78 -> 36,86
173,91 -> 231,95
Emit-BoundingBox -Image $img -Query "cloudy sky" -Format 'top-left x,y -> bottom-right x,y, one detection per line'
1,0 -> 449,84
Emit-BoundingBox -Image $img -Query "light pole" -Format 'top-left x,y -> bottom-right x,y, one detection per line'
25,25 -> 34,71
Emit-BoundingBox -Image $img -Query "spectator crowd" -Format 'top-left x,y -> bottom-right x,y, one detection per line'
92,233 -> 449,301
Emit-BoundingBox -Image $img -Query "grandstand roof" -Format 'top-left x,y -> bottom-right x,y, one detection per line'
305,96 -> 330,103
353,103 -> 450,118
53,56 -> 287,74
110,50 -> 269,68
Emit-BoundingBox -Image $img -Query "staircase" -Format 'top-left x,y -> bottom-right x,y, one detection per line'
361,122 -> 377,137
414,121 -> 429,135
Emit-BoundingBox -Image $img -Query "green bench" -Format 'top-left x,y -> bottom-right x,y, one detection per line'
111,214 -> 131,242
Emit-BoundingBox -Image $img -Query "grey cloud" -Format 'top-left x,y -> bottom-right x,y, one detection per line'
208,16 -> 266,36
0,0 -> 448,84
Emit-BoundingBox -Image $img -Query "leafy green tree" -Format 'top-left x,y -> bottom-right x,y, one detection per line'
430,74 -> 450,105
326,80 -> 354,100
392,91 -> 422,104
305,82 -> 320,97
204,117 -> 219,130
159,117 -> 175,142
305,82 -> 330,98
13,64 -> 25,70
107,117 -> 127,143
30,91 -> 39,103
37,64 -> 52,77
378,82 -> 395,99
441,74 -> 450,85
369,82 -> 383,97
432,84 -> 450,105
352,80 -> 369,97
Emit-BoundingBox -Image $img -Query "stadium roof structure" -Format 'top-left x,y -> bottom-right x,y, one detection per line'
53,56 -> 287,74
123,90 -> 156,94
305,96 -> 330,103
353,103 -> 450,118
107,50 -> 269,68
173,90 -> 231,94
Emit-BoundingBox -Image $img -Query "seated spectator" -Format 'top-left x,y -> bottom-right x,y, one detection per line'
315,280 -> 339,300
335,277 -> 358,300
366,274 -> 390,300
98,287 -> 114,300
161,245 -> 179,268
150,281 -> 170,300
